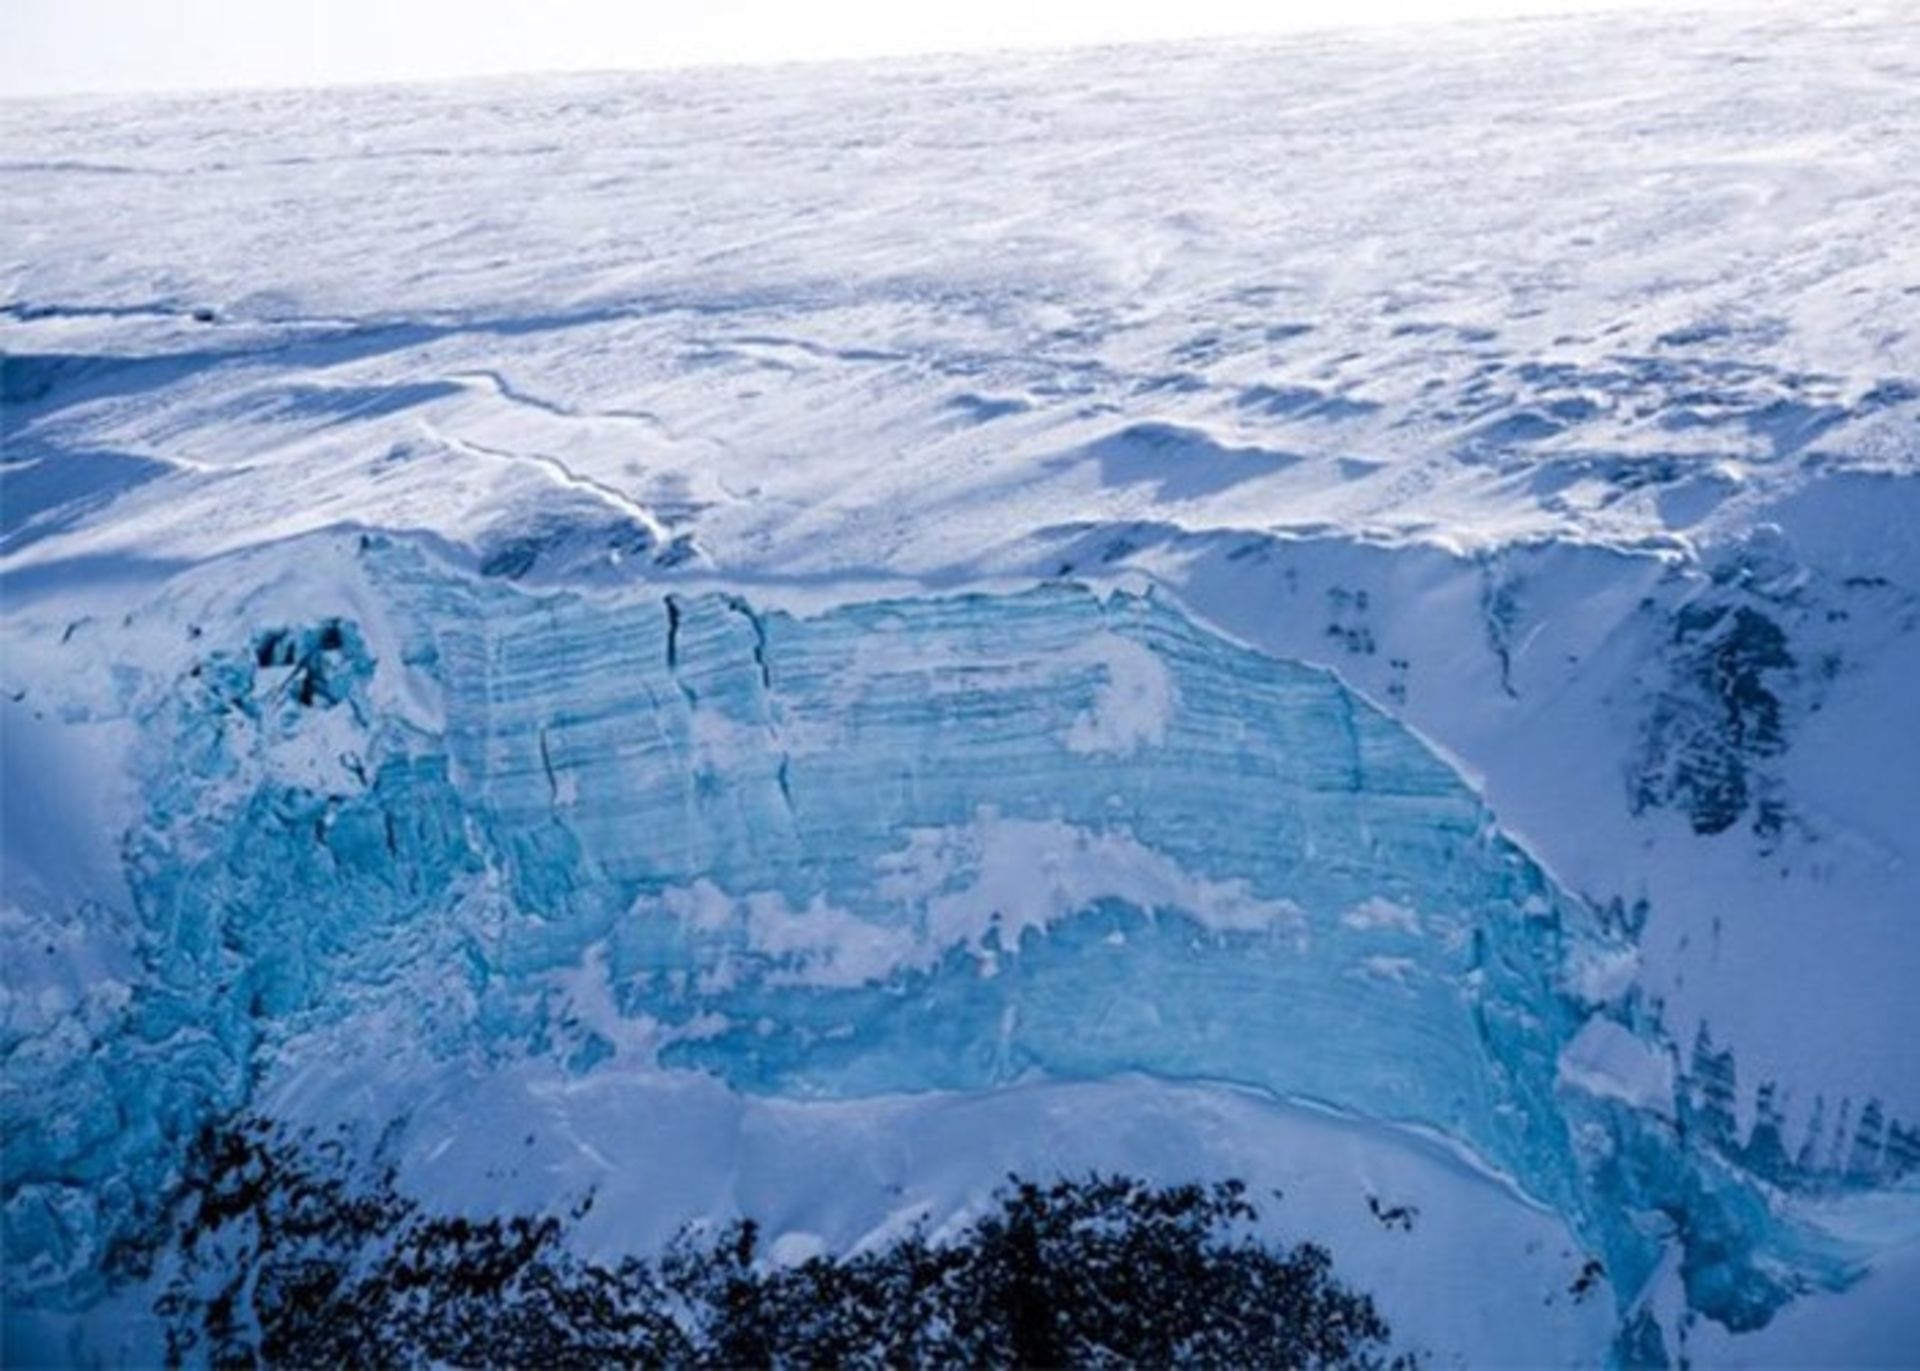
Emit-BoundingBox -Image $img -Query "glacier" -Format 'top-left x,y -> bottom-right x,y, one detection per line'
2,536 -> 1897,1346
5,1 -> 1919,1361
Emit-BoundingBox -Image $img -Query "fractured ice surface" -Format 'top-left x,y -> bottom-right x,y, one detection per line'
4,538 -> 1899,1334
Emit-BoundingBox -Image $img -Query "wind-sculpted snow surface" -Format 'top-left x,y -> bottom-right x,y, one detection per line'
0,541 -> 1883,1343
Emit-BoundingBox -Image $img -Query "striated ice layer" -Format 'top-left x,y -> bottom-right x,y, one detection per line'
0,541 -> 1885,1337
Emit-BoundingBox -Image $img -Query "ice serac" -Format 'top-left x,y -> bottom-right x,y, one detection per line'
0,540 -> 1885,1334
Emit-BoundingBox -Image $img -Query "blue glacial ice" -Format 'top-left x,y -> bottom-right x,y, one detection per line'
0,539 -> 1887,1333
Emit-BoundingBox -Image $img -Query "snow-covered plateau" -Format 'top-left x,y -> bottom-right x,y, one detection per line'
3,2 -> 1918,1364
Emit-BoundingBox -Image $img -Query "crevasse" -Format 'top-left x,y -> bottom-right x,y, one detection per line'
0,539 -> 1874,1334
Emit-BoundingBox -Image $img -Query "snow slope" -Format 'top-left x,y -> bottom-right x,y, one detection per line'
3,2 -> 1917,1363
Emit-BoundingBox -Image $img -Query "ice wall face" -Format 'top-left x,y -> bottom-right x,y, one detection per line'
2,541 -> 1879,1334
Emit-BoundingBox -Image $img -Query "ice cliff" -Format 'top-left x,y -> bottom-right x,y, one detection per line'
2,538 -> 1893,1340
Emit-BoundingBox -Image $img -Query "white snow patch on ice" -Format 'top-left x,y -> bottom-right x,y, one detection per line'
742,892 -> 923,989
1064,632 -> 1176,755
883,810 -> 1308,955
649,813 -> 1313,989
1557,1018 -> 1676,1116
1340,897 -> 1423,934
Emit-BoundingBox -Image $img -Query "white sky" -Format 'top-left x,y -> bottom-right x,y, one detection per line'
5,0 -> 1763,98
